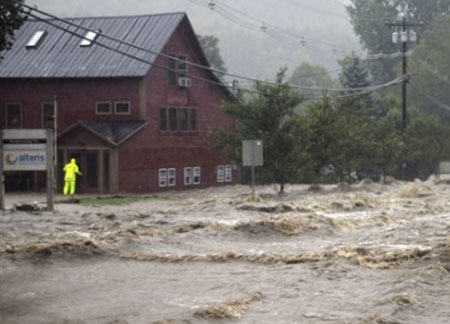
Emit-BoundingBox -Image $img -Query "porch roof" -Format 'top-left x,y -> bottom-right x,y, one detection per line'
59,120 -> 148,146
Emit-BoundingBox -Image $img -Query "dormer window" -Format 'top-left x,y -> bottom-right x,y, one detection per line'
26,30 -> 47,49
80,30 -> 101,47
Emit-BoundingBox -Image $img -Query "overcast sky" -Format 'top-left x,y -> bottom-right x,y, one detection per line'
25,0 -> 360,80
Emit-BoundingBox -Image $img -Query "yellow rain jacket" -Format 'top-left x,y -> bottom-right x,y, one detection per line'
63,158 -> 82,180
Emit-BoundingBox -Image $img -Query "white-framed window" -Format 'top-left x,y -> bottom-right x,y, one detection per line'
159,168 -> 176,187
184,167 -> 192,185
95,101 -> 111,115
158,169 -> 167,187
193,167 -> 201,185
217,165 -> 225,183
114,101 -> 130,115
225,165 -> 233,182
168,168 -> 176,187
184,167 -> 201,186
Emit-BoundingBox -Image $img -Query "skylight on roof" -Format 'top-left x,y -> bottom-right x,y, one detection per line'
80,30 -> 101,47
26,30 -> 47,48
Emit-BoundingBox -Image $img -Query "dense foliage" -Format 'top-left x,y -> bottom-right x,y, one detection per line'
212,69 -> 307,193
0,0 -> 27,57
211,61 -> 450,190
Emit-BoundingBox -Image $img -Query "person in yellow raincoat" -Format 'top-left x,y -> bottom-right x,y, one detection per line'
63,158 -> 82,196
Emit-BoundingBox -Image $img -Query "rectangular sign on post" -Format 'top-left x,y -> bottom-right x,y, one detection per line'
3,129 -> 47,140
1,129 -> 54,211
242,140 -> 263,166
242,140 -> 263,195
3,144 -> 47,171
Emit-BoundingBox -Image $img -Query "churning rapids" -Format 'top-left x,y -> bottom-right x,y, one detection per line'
1,179 -> 449,324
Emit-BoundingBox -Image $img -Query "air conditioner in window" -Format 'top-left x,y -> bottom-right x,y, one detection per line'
178,77 -> 192,88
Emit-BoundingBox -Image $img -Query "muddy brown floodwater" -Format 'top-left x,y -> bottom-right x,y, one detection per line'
0,179 -> 449,324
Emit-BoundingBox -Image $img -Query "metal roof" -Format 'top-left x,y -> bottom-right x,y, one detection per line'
0,13 -> 186,78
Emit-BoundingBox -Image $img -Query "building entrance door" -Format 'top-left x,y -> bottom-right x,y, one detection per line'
67,150 -> 99,194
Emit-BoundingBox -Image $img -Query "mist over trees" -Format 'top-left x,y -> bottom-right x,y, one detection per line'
198,34 -> 228,80
198,35 -> 227,73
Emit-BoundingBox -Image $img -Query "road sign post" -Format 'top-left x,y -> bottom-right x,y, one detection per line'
46,129 -> 54,211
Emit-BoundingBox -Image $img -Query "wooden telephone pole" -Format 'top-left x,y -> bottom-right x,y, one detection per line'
386,12 -> 423,129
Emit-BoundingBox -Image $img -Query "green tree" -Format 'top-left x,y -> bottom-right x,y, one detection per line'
338,54 -> 373,116
369,111 -> 403,179
197,35 -> 227,78
305,96 -> 375,182
303,98 -> 341,180
402,110 -> 450,179
0,0 -> 27,57
221,68 -> 306,193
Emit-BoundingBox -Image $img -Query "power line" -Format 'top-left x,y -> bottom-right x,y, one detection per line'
189,0 -> 354,52
19,4 -> 404,93
273,0 -> 348,19
410,56 -> 450,87
410,81 -> 450,112
17,6 -> 404,100
186,0 -> 412,62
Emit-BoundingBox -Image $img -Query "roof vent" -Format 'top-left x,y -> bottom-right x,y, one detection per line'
80,29 -> 101,47
26,30 -> 47,49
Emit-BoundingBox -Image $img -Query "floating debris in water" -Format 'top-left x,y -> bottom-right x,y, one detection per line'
1,239 -> 104,259
194,292 -> 263,319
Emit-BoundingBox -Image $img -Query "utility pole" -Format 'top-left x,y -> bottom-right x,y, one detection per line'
386,11 -> 422,129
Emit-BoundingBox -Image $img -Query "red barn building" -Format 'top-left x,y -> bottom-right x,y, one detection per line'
0,13 -> 237,194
